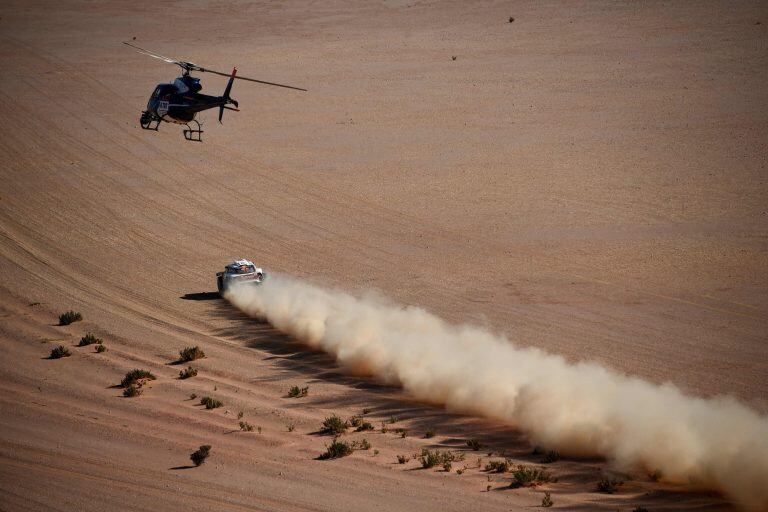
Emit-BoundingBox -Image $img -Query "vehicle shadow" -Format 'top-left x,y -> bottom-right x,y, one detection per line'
181,292 -> 220,301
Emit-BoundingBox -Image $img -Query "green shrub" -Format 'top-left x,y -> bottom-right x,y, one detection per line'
179,346 -> 205,362
319,438 -> 353,459
179,367 -> 198,379
466,439 -> 482,451
420,449 -> 456,469
541,450 -> 560,463
597,476 -> 623,494
397,454 -> 410,464
348,415 -> 363,428
78,332 -> 102,346
485,460 -> 510,473
356,421 -> 374,432
190,445 -> 211,466
200,396 -> 222,409
49,345 -> 71,359
121,369 -> 156,388
288,385 -> 308,398
321,414 -> 347,435
95,344 -> 106,353
511,465 -> 552,488
58,311 -> 82,326
123,384 -> 143,397
542,492 -> 553,507
239,421 -> 254,432
424,427 -> 436,439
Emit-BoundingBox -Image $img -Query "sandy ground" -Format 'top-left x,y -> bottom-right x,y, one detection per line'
0,1 -> 766,510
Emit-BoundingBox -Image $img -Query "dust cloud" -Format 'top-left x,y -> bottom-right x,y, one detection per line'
227,274 -> 768,510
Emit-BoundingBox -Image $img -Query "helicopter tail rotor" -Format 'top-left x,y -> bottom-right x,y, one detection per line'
219,67 -> 239,123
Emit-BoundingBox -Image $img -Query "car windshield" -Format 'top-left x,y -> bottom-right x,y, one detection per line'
231,265 -> 255,275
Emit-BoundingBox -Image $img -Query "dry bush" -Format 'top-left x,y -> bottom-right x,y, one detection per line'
191,445 -> 211,466
49,345 -> 71,359
58,311 -> 82,326
179,346 -> 205,362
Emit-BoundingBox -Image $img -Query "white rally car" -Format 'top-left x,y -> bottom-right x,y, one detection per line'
216,259 -> 265,295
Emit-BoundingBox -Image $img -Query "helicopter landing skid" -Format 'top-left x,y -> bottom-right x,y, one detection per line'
183,120 -> 203,142
140,111 -> 160,131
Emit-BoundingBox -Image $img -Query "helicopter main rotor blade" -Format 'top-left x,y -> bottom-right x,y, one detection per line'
122,42 -> 194,68
199,67 -> 307,91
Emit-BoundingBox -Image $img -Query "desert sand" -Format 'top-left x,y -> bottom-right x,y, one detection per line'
1,1 -> 767,511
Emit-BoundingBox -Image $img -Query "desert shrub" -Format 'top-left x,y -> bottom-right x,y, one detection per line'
649,469 -> 662,482
397,428 -> 408,438
597,476 -> 623,494
389,416 -> 398,424
237,411 -> 243,419
467,439 -> 482,451
542,492 -> 553,507
123,384 -> 143,397
239,421 -> 254,432
190,445 -> 211,466
121,369 -> 156,388
356,421 -> 374,432
419,449 -> 456,469
485,460 -> 511,473
541,450 -> 560,463
362,408 -> 371,415
200,396 -> 222,409
424,427 -> 435,439
319,438 -> 353,460
179,346 -> 205,362
78,332 -> 102,346
380,422 -> 388,434
510,465 -> 551,488
287,423 -> 295,432
421,450 -> 441,468
456,468 -> 464,475
189,393 -> 197,400
508,16 -> 515,23
321,414 -> 347,435
443,460 -> 452,472
58,311 -> 82,325
288,385 -> 308,398
373,449 -> 379,456
352,439 -> 371,450
179,367 -> 198,379
95,344 -> 106,353
397,454 -> 410,464
348,415 -> 363,428
49,345 -> 71,359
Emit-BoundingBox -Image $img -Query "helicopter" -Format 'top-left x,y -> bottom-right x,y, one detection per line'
123,42 -> 306,141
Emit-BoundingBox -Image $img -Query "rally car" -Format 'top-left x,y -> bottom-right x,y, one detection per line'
216,259 -> 265,295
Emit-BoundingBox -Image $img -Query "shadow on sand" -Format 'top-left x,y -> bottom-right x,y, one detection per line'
181,292 -> 221,301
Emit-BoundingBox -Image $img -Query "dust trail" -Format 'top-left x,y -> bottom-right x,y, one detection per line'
227,274 -> 768,510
